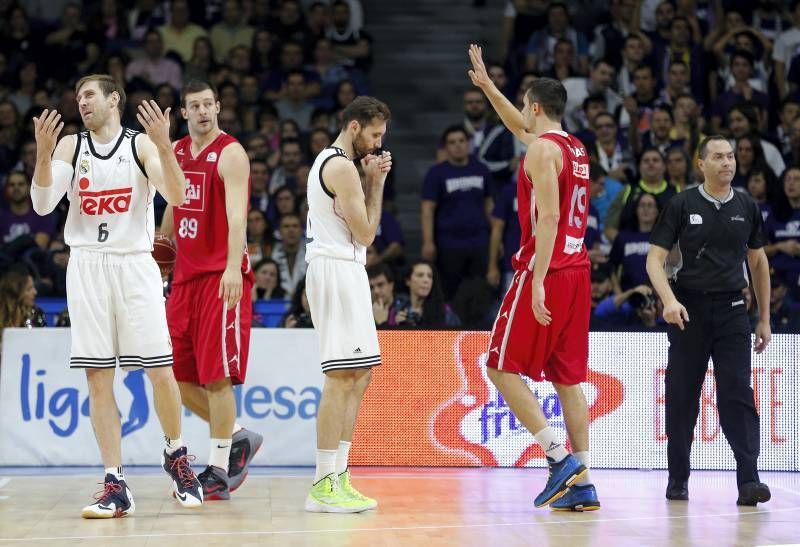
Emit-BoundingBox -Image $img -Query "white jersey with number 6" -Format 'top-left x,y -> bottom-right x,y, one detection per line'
65,126 -> 156,253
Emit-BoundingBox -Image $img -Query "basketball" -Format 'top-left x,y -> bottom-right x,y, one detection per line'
152,233 -> 176,275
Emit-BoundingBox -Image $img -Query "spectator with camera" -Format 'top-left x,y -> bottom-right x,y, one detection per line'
592,282 -> 662,330
769,271 -> 800,333
281,277 -> 313,328
390,261 -> 460,328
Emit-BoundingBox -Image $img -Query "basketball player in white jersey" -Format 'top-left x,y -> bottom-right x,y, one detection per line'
31,74 -> 203,518
304,96 -> 392,513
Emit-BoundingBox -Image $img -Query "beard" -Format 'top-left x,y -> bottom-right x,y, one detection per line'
352,131 -> 374,160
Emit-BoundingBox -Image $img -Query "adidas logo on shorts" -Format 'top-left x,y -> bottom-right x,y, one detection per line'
353,347 -> 362,354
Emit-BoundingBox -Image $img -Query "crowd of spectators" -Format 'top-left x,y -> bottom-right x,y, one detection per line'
0,0 -> 798,332
412,0 -> 800,332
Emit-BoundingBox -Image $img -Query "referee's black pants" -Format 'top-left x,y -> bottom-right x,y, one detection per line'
665,289 -> 760,486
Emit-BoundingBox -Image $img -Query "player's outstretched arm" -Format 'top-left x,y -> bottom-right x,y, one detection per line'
136,100 -> 186,206
218,142 -> 250,309
325,152 -> 392,247
468,44 -> 535,146
31,109 -> 72,215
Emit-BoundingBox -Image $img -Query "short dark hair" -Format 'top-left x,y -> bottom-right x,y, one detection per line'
181,80 -> 218,107
639,147 -> 665,163
697,135 -> 731,159
75,74 -> 126,115
280,138 -> 302,151
440,125 -> 469,146
589,161 -> 607,181
633,64 -> 654,78
624,34 -> 643,47
582,93 -> 607,111
340,96 -> 391,129
730,49 -> 755,67
366,262 -> 394,283
653,105 -> 674,121
525,77 -> 567,120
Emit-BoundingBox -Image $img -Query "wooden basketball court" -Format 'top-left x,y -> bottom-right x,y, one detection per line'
1,467 -> 799,546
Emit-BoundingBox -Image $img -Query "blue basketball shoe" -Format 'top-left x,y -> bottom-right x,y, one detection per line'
534,455 -> 587,507
550,484 -> 601,511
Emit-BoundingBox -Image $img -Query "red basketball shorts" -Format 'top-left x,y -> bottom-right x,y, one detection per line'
167,272 -> 253,386
486,266 -> 590,385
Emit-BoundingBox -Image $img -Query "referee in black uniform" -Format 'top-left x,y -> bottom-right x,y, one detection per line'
646,135 -> 772,506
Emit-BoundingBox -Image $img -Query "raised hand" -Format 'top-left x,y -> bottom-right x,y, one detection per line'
137,100 -> 172,149
32,109 -> 64,157
468,43 -> 493,90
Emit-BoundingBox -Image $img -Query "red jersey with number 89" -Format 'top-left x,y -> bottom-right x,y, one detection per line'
172,132 -> 251,285
512,130 -> 590,273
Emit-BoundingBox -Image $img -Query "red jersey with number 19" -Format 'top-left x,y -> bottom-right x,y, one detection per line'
512,130 -> 590,273
172,131 -> 251,285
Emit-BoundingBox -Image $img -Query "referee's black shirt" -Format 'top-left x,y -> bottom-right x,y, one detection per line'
649,186 -> 766,292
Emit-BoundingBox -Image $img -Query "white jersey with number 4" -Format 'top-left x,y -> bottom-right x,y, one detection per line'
305,146 -> 366,265
65,127 -> 156,253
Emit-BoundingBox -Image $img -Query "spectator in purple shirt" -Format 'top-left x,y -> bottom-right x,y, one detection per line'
421,125 -> 493,301
609,192 -> 659,293
0,170 -> 55,250
765,167 -> 800,297
711,51 -> 770,134
373,209 -> 404,267
487,180 -> 521,292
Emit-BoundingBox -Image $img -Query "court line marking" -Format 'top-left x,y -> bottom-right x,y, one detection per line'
1,506 -> 799,542
772,485 -> 800,498
0,478 -> 10,501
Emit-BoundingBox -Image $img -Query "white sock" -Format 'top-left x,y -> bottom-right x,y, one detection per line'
165,436 -> 183,455
209,438 -> 232,473
336,441 -> 352,475
574,451 -> 591,485
232,423 -> 244,435
105,466 -> 124,481
533,427 -> 568,462
314,449 -> 337,483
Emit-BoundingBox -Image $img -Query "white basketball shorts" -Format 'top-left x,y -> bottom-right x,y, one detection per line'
305,256 -> 381,373
67,248 -> 173,369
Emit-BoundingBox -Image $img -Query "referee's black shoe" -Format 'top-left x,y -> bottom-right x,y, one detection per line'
666,478 -> 688,500
737,482 -> 771,506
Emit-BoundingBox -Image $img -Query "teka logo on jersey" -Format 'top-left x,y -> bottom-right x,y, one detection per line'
430,332 -> 624,466
78,177 -> 132,215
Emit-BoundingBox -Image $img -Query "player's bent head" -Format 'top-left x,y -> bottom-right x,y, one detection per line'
341,96 -> 390,157
525,78 -> 567,121
341,96 -> 391,134
75,74 -> 126,117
